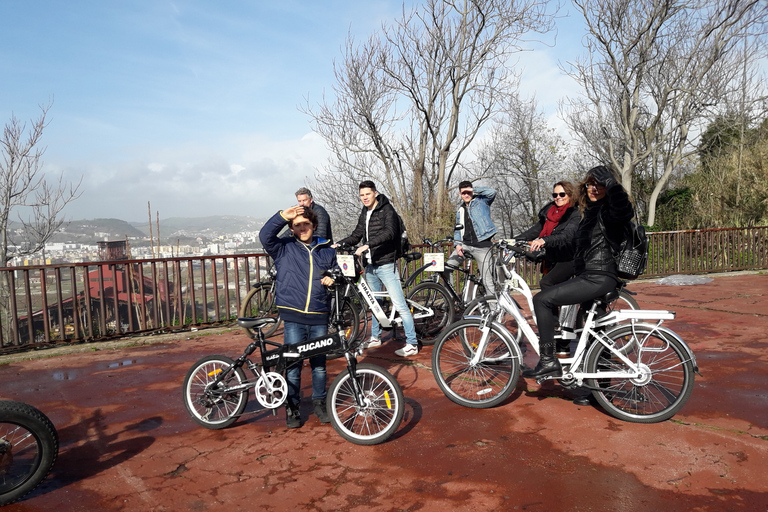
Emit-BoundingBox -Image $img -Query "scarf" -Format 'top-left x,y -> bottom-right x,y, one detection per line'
539,204 -> 569,238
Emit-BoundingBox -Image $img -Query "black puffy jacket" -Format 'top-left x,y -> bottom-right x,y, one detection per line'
518,202 -> 579,265
573,183 -> 634,277
337,194 -> 399,265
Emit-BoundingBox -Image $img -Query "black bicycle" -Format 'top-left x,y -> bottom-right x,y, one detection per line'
0,400 -> 58,506
183,270 -> 405,445
403,234 -> 485,313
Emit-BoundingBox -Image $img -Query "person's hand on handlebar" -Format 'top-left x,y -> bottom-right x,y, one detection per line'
529,238 -> 545,251
455,243 -> 465,257
354,244 -> 369,256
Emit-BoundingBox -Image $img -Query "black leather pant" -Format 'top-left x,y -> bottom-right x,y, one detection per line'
539,261 -> 575,290
533,273 -> 618,347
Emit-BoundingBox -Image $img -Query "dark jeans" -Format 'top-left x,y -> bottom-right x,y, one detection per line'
539,261 -> 575,290
283,322 -> 327,404
533,273 -> 618,347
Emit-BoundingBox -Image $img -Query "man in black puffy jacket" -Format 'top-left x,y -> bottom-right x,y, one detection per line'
260,205 -> 337,428
336,181 -> 419,357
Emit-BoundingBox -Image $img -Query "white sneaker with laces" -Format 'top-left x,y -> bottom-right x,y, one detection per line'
364,337 -> 382,349
394,344 -> 418,357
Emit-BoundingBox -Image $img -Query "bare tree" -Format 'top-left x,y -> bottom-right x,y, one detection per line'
562,0 -> 767,226
1,104 -> 81,267
304,0 -> 554,238
476,94 -> 569,237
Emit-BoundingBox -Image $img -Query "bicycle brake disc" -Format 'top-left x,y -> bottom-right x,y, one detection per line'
254,372 -> 288,409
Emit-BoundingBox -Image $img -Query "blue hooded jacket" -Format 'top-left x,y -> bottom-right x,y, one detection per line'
259,211 -> 337,325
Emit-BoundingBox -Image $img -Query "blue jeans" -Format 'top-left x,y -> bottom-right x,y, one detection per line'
365,262 -> 417,345
283,321 -> 327,403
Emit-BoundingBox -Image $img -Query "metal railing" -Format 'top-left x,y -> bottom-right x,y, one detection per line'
0,254 -> 271,350
1,225 -> 767,351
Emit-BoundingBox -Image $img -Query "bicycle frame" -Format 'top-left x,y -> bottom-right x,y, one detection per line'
472,281 -> 697,383
336,251 -> 435,331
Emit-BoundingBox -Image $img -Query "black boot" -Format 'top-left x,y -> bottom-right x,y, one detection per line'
313,399 -> 330,424
285,401 -> 301,429
522,343 -> 562,379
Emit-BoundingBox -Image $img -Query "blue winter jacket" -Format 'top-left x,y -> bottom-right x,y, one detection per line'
259,211 -> 337,325
454,186 -> 498,244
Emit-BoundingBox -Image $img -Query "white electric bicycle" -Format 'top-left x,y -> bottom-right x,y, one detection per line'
431,240 -> 699,423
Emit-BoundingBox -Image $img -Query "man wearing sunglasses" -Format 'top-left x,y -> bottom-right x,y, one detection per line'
446,181 -> 499,294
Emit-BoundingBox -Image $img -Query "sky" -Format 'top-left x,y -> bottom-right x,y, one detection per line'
0,0 -> 583,223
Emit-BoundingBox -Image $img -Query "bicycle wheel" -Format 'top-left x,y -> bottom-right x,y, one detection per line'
0,401 -> 58,506
327,363 -> 404,445
584,325 -> 695,423
431,318 -> 521,408
183,355 -> 249,429
239,283 -> 281,338
407,282 -> 455,345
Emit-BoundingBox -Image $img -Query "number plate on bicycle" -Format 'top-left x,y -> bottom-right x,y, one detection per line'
286,331 -> 344,359
337,255 -> 356,277
423,253 -> 444,271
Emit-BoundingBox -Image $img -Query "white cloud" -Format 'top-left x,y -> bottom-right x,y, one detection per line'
56,130 -> 330,222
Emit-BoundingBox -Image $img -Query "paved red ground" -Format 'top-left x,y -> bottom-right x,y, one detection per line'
1,272 -> 766,511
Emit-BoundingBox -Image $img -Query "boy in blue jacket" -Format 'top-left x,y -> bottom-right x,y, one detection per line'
259,205 -> 336,428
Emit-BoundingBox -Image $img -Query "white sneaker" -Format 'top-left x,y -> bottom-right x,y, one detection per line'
363,337 -> 382,349
394,344 -> 418,357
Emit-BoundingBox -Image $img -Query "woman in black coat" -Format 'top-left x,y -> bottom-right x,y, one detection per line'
518,181 -> 579,290
523,166 -> 634,381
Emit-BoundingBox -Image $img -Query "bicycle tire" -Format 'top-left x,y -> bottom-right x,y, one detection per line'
584,325 -> 695,423
0,400 -> 58,506
327,364 -> 404,445
183,355 -> 249,429
431,318 -> 521,408
407,282 -> 455,345
239,283 -> 281,338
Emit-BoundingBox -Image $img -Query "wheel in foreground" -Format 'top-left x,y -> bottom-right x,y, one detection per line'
431,319 -> 521,408
0,400 -> 59,506
327,364 -> 404,445
183,355 -> 249,429
585,326 -> 695,423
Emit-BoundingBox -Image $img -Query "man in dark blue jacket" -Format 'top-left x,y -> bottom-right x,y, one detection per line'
260,205 -> 336,428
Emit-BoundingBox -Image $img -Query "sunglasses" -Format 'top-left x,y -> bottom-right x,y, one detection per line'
552,192 -> 567,198
584,182 -> 604,190
460,190 -> 474,196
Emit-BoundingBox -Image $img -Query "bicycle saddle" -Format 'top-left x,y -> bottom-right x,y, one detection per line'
602,289 -> 620,304
237,317 -> 278,329
403,252 -> 422,263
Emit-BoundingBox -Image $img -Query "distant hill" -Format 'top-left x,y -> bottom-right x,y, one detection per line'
53,218 -> 146,241
38,215 -> 266,244
128,215 -> 264,238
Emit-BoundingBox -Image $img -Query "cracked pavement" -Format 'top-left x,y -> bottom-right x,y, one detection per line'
1,272 -> 766,511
